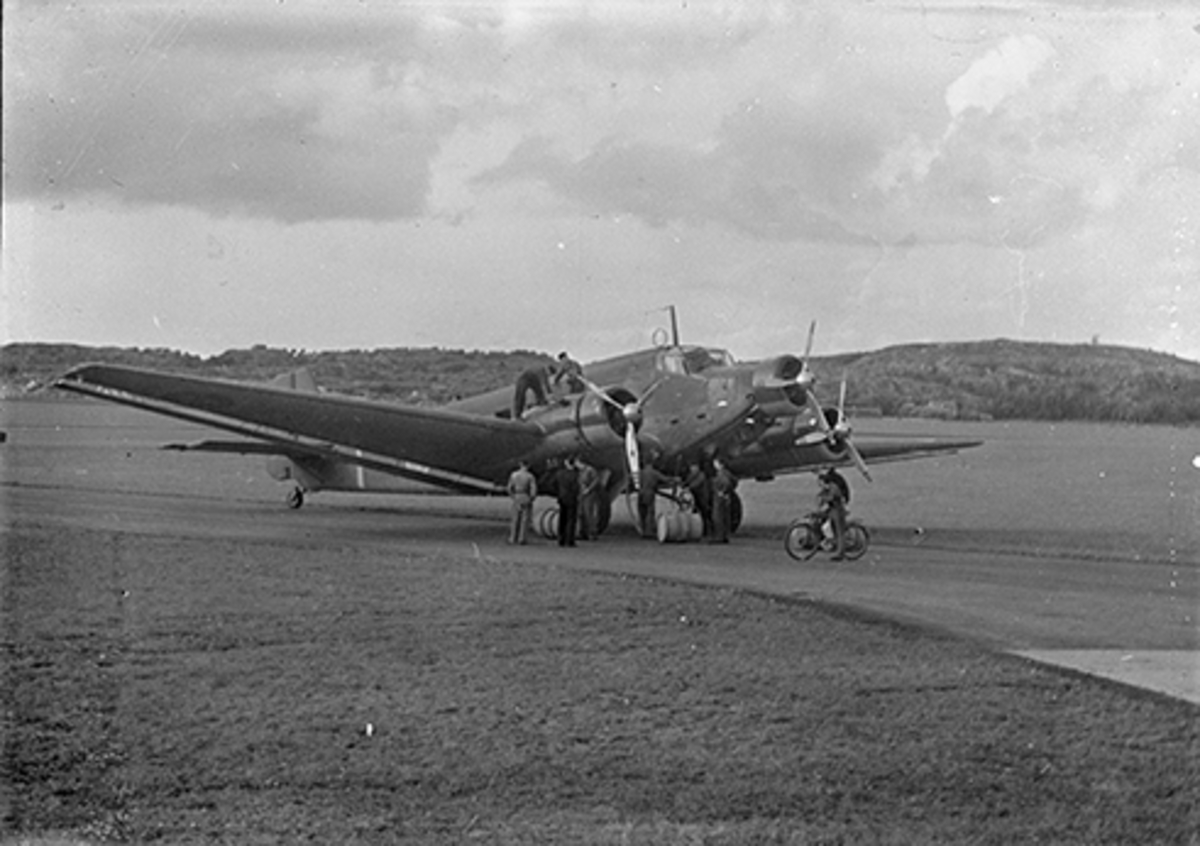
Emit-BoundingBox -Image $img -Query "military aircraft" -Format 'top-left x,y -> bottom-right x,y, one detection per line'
53,314 -> 980,534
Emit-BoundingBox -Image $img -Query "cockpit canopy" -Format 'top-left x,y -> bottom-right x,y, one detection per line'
656,346 -> 736,376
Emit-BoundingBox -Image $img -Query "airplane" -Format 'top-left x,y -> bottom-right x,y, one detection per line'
52,312 -> 981,536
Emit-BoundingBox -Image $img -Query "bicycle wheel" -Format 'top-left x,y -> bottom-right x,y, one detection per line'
843,522 -> 870,561
784,520 -> 820,561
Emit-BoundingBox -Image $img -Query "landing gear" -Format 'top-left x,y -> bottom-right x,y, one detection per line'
285,485 -> 305,509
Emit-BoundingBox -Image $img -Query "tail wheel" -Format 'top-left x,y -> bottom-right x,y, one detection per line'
843,522 -> 870,560
784,520 -> 820,561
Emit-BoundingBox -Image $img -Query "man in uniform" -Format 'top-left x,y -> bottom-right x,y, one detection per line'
554,457 -> 581,547
506,461 -> 537,544
552,351 -> 585,395
684,461 -> 713,539
637,460 -> 664,539
577,459 -> 602,540
511,364 -> 554,419
710,457 -> 737,543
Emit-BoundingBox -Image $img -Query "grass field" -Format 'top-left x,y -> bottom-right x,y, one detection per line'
3,400 -> 1198,842
4,521 -> 1197,844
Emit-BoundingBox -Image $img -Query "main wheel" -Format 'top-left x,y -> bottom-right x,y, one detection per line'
843,522 -> 870,560
784,520 -> 820,561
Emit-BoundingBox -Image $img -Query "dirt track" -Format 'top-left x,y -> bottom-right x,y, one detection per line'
5,475 -> 1197,703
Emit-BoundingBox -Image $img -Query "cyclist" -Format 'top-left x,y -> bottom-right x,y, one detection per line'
817,468 -> 849,560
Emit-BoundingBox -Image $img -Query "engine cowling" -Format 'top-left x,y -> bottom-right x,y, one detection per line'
751,355 -> 808,418
521,388 -> 639,463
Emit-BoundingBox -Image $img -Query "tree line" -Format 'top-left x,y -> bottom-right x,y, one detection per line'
4,339 -> 1198,425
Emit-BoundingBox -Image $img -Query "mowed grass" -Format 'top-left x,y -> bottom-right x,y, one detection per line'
3,524 -> 1197,845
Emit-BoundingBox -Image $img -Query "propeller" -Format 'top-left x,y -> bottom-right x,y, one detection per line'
792,325 -> 872,482
580,376 -> 664,492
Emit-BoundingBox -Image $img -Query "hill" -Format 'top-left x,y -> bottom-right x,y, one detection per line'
813,339 -> 1200,425
3,340 -> 1198,425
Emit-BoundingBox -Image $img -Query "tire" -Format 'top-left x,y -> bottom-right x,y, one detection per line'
784,520 -> 820,561
539,508 -> 560,540
843,522 -> 870,560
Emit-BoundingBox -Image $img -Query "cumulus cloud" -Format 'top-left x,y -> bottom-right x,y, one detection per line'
945,34 -> 1055,119
4,6 -> 457,223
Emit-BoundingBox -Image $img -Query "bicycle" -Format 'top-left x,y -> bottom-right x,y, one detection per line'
784,511 -> 870,561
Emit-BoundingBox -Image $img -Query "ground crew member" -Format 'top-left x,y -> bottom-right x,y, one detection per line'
684,461 -> 713,538
555,458 -> 581,547
512,364 -> 554,419
553,351 -> 585,395
637,461 -> 663,539
710,458 -> 736,543
506,461 -> 537,545
577,459 -> 602,540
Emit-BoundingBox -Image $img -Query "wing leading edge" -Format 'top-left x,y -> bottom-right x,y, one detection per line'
55,364 -> 544,494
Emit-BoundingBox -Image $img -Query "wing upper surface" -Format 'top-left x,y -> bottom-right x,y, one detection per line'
55,364 -> 543,492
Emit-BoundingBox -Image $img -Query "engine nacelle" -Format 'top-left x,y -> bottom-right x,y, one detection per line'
751,355 -> 808,418
520,388 -> 638,465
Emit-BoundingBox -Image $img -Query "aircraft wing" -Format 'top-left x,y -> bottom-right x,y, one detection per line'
724,430 -> 982,480
852,435 -> 983,466
162,439 -> 310,456
55,363 -> 544,494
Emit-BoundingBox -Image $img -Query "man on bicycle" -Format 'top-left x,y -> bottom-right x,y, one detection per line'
817,468 -> 849,560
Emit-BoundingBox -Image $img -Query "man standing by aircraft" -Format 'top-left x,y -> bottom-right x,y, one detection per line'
506,461 -> 537,545
554,458 -> 581,547
577,460 -> 602,541
710,458 -> 737,543
638,460 -> 664,539
685,461 -> 713,539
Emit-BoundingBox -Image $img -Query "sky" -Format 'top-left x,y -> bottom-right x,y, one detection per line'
4,0 -> 1198,363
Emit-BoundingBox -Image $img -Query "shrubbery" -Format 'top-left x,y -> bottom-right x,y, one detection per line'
5,339 -> 1198,424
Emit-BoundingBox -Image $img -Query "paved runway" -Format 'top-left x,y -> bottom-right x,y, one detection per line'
6,479 -> 1196,704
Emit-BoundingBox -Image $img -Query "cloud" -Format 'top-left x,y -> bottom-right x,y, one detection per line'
3,5 -> 457,223
945,34 -> 1055,119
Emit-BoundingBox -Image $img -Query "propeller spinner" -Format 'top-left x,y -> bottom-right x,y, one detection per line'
581,376 -> 664,492
793,324 -> 872,481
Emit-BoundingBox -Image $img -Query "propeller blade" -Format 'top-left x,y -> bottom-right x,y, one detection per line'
837,372 -> 848,424
579,376 -> 624,411
625,424 -> 641,491
847,439 -> 873,482
798,321 -> 818,389
640,377 -> 666,405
